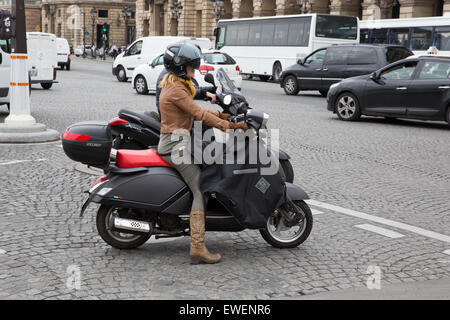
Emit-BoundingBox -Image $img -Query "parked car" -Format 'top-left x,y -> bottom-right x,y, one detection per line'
327,55 -> 450,126
280,44 -> 413,96
131,50 -> 242,95
56,37 -> 71,70
113,36 -> 212,82
74,45 -> 91,57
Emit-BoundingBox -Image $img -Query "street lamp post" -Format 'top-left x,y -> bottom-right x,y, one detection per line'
122,6 -> 132,46
210,0 -> 225,20
296,0 -> 314,14
90,7 -> 97,47
82,9 -> 85,49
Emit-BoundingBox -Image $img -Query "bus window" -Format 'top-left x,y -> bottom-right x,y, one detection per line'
315,15 -> 357,40
0,39 -> 11,54
261,23 -> 275,46
287,21 -> 305,46
434,26 -> 450,51
215,26 -> 226,49
371,29 -> 388,44
273,23 -> 289,46
248,23 -> 262,46
411,27 -> 433,50
225,24 -> 239,46
389,28 -> 409,47
360,29 -> 370,43
237,24 -> 250,45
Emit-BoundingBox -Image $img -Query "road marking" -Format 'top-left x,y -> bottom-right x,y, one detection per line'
0,159 -> 47,166
306,199 -> 450,243
355,224 -> 405,239
311,209 -> 325,215
443,249 -> 450,256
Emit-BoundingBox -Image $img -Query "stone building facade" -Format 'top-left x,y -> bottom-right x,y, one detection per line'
40,0 -> 136,48
136,0 -> 450,40
0,0 -> 42,32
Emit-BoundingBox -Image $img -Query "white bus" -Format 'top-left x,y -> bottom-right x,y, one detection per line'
214,14 -> 359,81
360,16 -> 450,56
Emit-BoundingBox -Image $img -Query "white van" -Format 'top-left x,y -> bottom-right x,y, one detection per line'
0,39 -> 11,110
112,36 -> 211,82
56,37 -> 71,70
27,32 -> 58,89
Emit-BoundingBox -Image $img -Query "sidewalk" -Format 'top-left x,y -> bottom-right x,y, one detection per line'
293,278 -> 450,300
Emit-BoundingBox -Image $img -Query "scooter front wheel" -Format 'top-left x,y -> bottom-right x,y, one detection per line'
260,200 -> 313,249
96,205 -> 151,249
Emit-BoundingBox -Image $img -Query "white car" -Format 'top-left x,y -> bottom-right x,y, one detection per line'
131,50 -> 242,95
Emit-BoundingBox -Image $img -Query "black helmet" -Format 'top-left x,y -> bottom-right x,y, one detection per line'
163,42 -> 201,77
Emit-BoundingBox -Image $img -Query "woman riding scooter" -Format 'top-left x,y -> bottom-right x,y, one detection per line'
157,42 -> 248,264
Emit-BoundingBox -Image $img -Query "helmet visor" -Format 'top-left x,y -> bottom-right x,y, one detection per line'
187,58 -> 201,70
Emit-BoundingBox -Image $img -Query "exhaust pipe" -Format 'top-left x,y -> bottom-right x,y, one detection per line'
112,217 -> 152,235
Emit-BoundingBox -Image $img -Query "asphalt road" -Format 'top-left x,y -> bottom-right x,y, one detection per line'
0,57 -> 449,299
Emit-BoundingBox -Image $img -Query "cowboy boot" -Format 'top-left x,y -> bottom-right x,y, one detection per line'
189,210 -> 221,264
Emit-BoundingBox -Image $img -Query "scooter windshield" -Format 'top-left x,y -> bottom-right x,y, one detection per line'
216,68 -> 240,95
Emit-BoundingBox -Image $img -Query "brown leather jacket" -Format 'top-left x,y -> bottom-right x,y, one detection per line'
159,81 -> 230,134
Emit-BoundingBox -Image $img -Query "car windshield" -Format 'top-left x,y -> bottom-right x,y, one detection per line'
216,68 -> 240,95
203,52 -> 236,65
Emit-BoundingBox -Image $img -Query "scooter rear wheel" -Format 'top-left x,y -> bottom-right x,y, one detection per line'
260,200 -> 313,248
96,205 -> 151,249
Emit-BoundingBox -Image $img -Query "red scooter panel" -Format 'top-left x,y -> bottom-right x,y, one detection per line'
116,149 -> 174,169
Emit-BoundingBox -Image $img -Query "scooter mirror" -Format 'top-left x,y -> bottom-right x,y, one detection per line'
223,95 -> 232,105
204,73 -> 215,87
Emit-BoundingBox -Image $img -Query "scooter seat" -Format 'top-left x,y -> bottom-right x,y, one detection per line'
118,109 -> 161,131
116,149 -> 174,169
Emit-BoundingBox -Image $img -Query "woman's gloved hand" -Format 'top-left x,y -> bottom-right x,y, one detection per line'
228,122 -> 249,131
218,112 -> 232,120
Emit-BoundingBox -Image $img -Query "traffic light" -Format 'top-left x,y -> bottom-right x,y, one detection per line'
102,23 -> 107,34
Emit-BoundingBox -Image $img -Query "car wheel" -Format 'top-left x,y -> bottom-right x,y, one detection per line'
335,92 -> 361,121
134,75 -> 148,94
319,90 -> 328,97
283,75 -> 299,96
116,66 -> 127,82
272,62 -> 282,83
41,82 -> 53,90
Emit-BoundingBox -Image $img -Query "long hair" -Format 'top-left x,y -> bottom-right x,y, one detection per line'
158,73 -> 179,89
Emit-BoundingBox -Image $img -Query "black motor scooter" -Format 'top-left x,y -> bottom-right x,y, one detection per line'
61,70 -> 312,250
108,73 -> 295,183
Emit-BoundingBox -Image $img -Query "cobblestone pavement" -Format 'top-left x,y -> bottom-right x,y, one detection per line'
0,57 -> 449,299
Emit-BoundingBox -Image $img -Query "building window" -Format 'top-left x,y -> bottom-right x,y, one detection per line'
98,10 -> 108,18
145,1 -> 149,11
57,23 -> 61,37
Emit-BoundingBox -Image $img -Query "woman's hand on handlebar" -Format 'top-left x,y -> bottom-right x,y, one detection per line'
218,112 -> 231,120
205,92 -> 216,104
228,122 -> 249,131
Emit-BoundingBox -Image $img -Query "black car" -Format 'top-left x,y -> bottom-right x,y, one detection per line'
280,44 -> 413,96
327,56 -> 450,126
